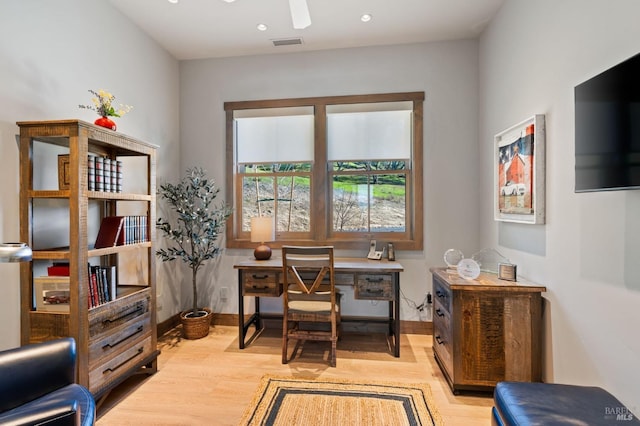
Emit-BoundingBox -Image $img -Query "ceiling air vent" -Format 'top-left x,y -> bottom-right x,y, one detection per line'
272,37 -> 303,47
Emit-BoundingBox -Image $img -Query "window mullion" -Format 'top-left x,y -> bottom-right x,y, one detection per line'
313,103 -> 328,241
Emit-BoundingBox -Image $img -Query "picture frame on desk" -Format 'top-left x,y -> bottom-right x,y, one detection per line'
494,114 -> 545,224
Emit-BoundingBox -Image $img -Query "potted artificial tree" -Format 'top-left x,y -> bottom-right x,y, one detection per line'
156,167 -> 232,339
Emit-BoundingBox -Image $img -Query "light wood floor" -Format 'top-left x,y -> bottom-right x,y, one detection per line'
96,325 -> 493,425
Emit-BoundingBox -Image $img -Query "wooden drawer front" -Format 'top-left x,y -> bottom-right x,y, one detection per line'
355,274 -> 394,300
89,336 -> 154,393
433,276 -> 452,313
89,291 -> 150,338
433,305 -> 453,375
243,271 -> 282,297
89,311 -> 151,368
334,273 -> 354,286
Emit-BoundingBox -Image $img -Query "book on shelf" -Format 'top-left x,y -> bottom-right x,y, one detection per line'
87,265 -> 118,307
35,276 -> 70,312
92,265 -> 106,305
47,262 -> 70,276
88,154 -> 96,191
94,215 -> 150,248
88,155 -> 123,193
106,265 -> 117,302
95,156 -> 104,192
88,265 -> 99,308
94,216 -> 125,248
121,215 -> 148,244
103,158 -> 112,192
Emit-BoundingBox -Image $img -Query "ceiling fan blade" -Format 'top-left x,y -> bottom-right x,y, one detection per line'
289,0 -> 311,29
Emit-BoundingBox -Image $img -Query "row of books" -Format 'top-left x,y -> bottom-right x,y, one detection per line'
88,155 -> 123,192
88,265 -> 117,308
94,215 -> 149,248
34,264 -> 118,312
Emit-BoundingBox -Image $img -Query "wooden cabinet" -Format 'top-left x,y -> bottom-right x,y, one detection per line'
430,267 -> 546,394
18,120 -> 159,400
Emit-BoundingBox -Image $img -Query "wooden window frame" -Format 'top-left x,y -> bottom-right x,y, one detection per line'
224,92 -> 424,251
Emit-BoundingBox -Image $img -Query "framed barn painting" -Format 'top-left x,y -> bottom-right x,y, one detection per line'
494,115 -> 545,224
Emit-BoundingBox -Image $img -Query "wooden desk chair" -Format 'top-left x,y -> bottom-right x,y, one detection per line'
281,245 -> 340,367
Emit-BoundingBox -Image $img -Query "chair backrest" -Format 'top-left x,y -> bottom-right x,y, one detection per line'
282,246 -> 335,302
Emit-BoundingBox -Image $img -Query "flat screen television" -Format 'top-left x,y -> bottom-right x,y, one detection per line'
574,52 -> 640,192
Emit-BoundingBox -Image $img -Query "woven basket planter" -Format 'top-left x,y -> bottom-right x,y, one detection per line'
180,307 -> 212,339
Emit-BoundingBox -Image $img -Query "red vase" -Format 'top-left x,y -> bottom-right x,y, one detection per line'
94,116 -> 117,131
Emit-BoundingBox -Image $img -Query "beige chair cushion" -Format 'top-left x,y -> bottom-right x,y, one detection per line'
288,300 -> 339,313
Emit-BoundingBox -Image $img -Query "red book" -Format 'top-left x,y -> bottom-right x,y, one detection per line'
91,272 -> 99,307
94,216 -> 125,249
47,265 -> 70,276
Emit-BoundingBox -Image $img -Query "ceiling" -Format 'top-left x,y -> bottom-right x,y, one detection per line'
108,0 -> 505,61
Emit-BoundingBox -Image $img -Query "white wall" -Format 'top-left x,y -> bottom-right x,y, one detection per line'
0,0 -> 180,349
179,41 -> 481,320
479,0 -> 640,411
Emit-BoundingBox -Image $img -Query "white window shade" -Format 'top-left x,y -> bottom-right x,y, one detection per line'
235,107 -> 314,164
327,109 -> 412,161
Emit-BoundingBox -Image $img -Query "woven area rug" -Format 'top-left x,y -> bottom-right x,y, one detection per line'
239,375 -> 443,426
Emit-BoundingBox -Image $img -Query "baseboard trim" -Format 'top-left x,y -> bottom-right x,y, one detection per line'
157,312 -> 432,336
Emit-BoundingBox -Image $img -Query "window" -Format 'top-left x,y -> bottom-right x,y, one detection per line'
225,92 -> 424,250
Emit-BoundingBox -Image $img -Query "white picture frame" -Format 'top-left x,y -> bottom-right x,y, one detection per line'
494,115 -> 545,224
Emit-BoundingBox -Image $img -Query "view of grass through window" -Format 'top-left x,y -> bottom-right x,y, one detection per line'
241,161 -> 406,234
332,161 -> 406,232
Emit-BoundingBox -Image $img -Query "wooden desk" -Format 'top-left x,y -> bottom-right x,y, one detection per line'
234,258 -> 404,357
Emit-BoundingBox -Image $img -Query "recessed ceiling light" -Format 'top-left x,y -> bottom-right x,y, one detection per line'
257,23 -> 268,31
361,14 -> 373,23
168,0 -> 178,3
222,0 -> 236,3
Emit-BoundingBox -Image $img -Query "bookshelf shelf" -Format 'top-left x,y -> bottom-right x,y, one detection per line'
30,242 -> 153,260
28,190 -> 152,201
18,119 -> 159,400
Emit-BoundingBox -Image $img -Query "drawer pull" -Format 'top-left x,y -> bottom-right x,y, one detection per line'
252,274 -> 269,280
436,290 -> 446,299
435,308 -> 444,317
102,326 -> 144,350
103,347 -> 144,375
365,277 -> 384,283
435,335 -> 445,345
365,289 -> 384,294
251,285 -> 269,290
103,306 -> 144,324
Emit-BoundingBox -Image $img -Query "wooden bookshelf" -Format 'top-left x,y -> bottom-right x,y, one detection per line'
18,119 -> 159,401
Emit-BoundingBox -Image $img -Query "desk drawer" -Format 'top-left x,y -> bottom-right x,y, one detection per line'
89,335 -> 154,394
433,276 -> 452,314
89,290 -> 150,338
433,305 -> 453,375
243,271 -> 282,297
89,311 -> 152,368
355,274 -> 394,300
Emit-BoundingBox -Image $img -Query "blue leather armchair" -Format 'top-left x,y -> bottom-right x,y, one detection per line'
0,337 -> 95,426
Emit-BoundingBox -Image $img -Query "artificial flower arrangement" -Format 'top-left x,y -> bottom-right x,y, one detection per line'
78,89 -> 132,118
79,89 -> 133,130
